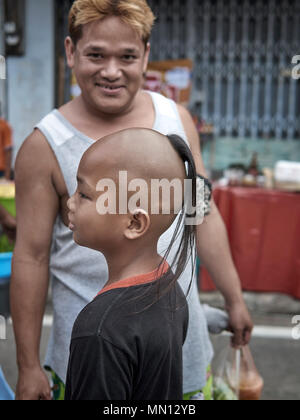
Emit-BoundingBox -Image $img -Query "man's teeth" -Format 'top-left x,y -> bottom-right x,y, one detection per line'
99,85 -> 119,90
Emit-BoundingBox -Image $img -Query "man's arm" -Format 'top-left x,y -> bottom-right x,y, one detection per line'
11,129 -> 60,400
178,105 -> 253,347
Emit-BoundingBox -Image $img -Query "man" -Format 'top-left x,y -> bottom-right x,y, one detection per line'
11,0 -> 253,400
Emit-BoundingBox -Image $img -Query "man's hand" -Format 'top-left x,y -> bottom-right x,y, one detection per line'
226,301 -> 253,348
15,365 -> 52,400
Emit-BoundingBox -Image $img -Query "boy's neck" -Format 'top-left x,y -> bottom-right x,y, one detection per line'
104,250 -> 164,288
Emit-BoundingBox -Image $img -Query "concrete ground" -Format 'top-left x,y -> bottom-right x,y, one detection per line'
1,291 -> 300,400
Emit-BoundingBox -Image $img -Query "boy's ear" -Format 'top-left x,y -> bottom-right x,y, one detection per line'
124,210 -> 150,240
65,36 -> 76,69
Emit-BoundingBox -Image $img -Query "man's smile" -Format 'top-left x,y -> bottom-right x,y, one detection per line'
95,83 -> 125,95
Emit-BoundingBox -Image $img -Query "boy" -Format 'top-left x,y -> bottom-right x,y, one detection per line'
64,128 -> 198,400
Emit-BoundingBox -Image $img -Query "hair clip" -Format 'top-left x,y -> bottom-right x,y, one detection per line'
197,175 -> 212,216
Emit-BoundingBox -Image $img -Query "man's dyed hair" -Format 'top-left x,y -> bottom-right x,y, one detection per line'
69,0 -> 155,46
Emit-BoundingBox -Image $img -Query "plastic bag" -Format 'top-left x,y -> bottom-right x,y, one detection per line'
238,346 -> 264,400
213,344 -> 240,400
213,343 -> 264,401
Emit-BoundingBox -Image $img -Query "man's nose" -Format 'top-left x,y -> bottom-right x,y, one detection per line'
101,58 -> 122,80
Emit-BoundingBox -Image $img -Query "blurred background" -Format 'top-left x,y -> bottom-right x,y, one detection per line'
0,0 -> 300,400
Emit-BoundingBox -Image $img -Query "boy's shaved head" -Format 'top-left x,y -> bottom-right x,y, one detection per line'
79,128 -> 188,236
69,128 -> 198,285
82,128 -> 186,183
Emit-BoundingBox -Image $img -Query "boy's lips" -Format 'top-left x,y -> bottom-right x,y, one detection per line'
69,222 -> 75,231
68,213 -> 75,231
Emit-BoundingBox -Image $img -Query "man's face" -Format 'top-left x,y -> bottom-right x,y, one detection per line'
65,16 -> 150,115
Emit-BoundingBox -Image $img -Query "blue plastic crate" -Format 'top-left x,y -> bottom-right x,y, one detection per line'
0,367 -> 15,400
0,253 -> 12,284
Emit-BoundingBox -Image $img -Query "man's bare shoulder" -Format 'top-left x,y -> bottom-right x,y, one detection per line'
19,128 -> 50,150
176,103 -> 207,176
176,103 -> 194,126
176,103 -> 200,148
15,129 -> 55,173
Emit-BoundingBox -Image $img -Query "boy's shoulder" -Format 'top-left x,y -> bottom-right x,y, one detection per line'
71,280 -> 188,351
71,287 -> 130,341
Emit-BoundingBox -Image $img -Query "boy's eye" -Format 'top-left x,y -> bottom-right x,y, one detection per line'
79,192 -> 89,200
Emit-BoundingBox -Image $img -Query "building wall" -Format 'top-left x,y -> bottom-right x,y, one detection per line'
7,0 -> 55,163
202,137 -> 300,173
148,0 -> 300,171
148,0 -> 300,140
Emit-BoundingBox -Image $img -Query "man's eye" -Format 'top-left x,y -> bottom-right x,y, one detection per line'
88,53 -> 103,59
123,55 -> 136,61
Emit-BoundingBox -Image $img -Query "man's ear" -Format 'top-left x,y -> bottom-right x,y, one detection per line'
142,42 -> 151,74
124,209 -> 150,240
65,36 -> 76,69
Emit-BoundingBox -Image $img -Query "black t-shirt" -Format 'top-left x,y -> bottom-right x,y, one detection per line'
65,268 -> 188,400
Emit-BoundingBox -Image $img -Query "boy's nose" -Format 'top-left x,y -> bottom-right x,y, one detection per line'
67,195 -> 75,212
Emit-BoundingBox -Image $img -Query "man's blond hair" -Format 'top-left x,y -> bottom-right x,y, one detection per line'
69,0 -> 155,46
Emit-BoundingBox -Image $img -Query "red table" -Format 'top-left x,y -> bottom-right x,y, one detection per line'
201,186 -> 300,300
